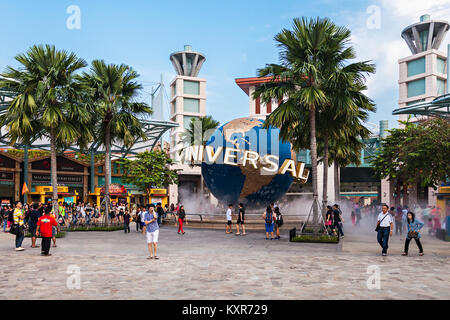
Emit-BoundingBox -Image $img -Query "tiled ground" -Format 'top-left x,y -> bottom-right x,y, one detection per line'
0,223 -> 448,299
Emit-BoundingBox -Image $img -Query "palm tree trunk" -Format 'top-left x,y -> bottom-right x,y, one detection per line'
322,132 -> 329,217
104,123 -> 111,224
309,106 -> 319,225
50,129 -> 59,215
334,160 -> 340,203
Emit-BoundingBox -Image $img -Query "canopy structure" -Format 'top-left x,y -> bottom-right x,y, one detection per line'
0,89 -> 178,154
0,88 -> 178,198
393,94 -> 450,118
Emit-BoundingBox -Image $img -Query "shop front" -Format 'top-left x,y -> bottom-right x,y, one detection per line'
27,186 -> 79,204
0,153 -> 21,204
149,188 -> 168,207
89,184 -> 131,209
27,155 -> 88,204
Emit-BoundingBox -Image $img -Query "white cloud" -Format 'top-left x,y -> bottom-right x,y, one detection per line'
378,0 -> 450,19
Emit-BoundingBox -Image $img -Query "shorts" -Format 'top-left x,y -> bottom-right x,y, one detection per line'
52,226 -> 56,237
265,223 -> 274,233
146,230 -> 159,243
227,220 -> 232,226
237,219 -> 245,225
29,225 -> 37,236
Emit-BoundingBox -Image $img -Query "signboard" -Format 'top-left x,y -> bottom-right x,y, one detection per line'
32,174 -> 83,184
0,171 -> 14,181
0,155 -> 15,169
1,200 -> 10,205
150,188 -> 167,195
64,196 -> 75,204
31,156 -> 85,172
100,183 -> 127,195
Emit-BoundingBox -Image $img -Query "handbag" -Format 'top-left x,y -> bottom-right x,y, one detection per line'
9,223 -> 20,235
375,214 -> 389,232
408,231 -> 418,239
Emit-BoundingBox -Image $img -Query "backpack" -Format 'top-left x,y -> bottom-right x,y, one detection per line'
8,210 -> 14,223
265,212 -> 273,224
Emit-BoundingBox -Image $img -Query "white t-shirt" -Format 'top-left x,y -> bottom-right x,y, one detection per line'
377,212 -> 393,227
226,208 -> 232,221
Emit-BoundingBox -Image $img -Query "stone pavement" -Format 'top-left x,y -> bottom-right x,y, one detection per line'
0,224 -> 449,300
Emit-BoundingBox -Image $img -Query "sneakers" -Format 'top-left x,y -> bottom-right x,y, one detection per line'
15,247 -> 24,251
402,252 -> 408,256
382,253 -> 387,256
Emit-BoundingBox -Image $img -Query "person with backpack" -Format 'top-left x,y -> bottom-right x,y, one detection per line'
332,204 -> 344,238
262,205 -> 276,240
29,203 -> 42,248
274,206 -> 283,240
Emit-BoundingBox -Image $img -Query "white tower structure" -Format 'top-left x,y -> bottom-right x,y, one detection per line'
398,14 -> 449,123
168,45 -> 208,205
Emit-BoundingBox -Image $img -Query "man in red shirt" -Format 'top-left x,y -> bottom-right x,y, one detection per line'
36,208 -> 59,256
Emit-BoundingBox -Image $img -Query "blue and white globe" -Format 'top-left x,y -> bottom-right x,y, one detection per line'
201,117 -> 294,208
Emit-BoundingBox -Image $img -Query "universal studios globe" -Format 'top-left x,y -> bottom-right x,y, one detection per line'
201,117 -> 295,208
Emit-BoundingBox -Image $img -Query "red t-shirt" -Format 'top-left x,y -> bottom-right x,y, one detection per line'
37,215 -> 58,237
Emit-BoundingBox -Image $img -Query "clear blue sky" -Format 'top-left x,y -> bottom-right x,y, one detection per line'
2,0 -> 447,130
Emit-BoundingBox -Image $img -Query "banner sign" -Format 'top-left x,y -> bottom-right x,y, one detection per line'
32,174 -> 83,184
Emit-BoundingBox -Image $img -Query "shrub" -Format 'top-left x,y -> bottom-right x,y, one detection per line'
25,232 -> 66,238
290,235 -> 339,243
66,225 -> 124,232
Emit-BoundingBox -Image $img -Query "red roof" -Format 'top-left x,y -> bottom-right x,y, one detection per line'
235,77 -> 273,95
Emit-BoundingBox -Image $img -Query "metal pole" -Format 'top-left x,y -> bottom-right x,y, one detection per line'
23,145 -> 29,204
90,149 -> 95,194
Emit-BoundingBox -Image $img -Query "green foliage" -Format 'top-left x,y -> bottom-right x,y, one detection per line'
119,150 -> 179,195
0,44 -> 92,149
25,231 -> 66,238
66,225 -> 124,232
6,149 -> 51,159
291,235 -> 339,243
370,118 -> 450,189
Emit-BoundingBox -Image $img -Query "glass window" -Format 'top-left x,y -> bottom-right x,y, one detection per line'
183,98 -> 200,113
113,163 -> 119,174
183,80 -> 200,95
97,166 -> 103,173
407,57 -> 425,77
437,58 -> 446,74
172,84 -> 176,96
172,101 -> 176,114
437,78 -> 446,96
407,78 -> 425,97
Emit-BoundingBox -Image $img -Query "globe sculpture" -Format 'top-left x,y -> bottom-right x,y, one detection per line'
201,117 -> 294,208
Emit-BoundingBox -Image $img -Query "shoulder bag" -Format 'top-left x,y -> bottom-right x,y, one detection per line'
375,214 -> 389,232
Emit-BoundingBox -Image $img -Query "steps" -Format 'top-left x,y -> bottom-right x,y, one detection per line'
162,214 -> 305,231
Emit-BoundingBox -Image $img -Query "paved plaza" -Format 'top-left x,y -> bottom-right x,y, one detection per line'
0,224 -> 449,300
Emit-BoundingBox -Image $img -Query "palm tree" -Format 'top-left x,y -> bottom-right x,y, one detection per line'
179,115 -> 220,164
78,60 -> 152,221
0,44 -> 90,213
254,17 -> 375,226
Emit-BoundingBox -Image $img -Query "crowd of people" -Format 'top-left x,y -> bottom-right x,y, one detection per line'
1,197 -> 446,260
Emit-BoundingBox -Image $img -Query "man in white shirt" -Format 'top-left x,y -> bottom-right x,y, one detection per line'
377,204 -> 394,256
225,204 -> 233,234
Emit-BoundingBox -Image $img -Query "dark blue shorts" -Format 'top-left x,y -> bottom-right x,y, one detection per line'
265,223 -> 274,233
